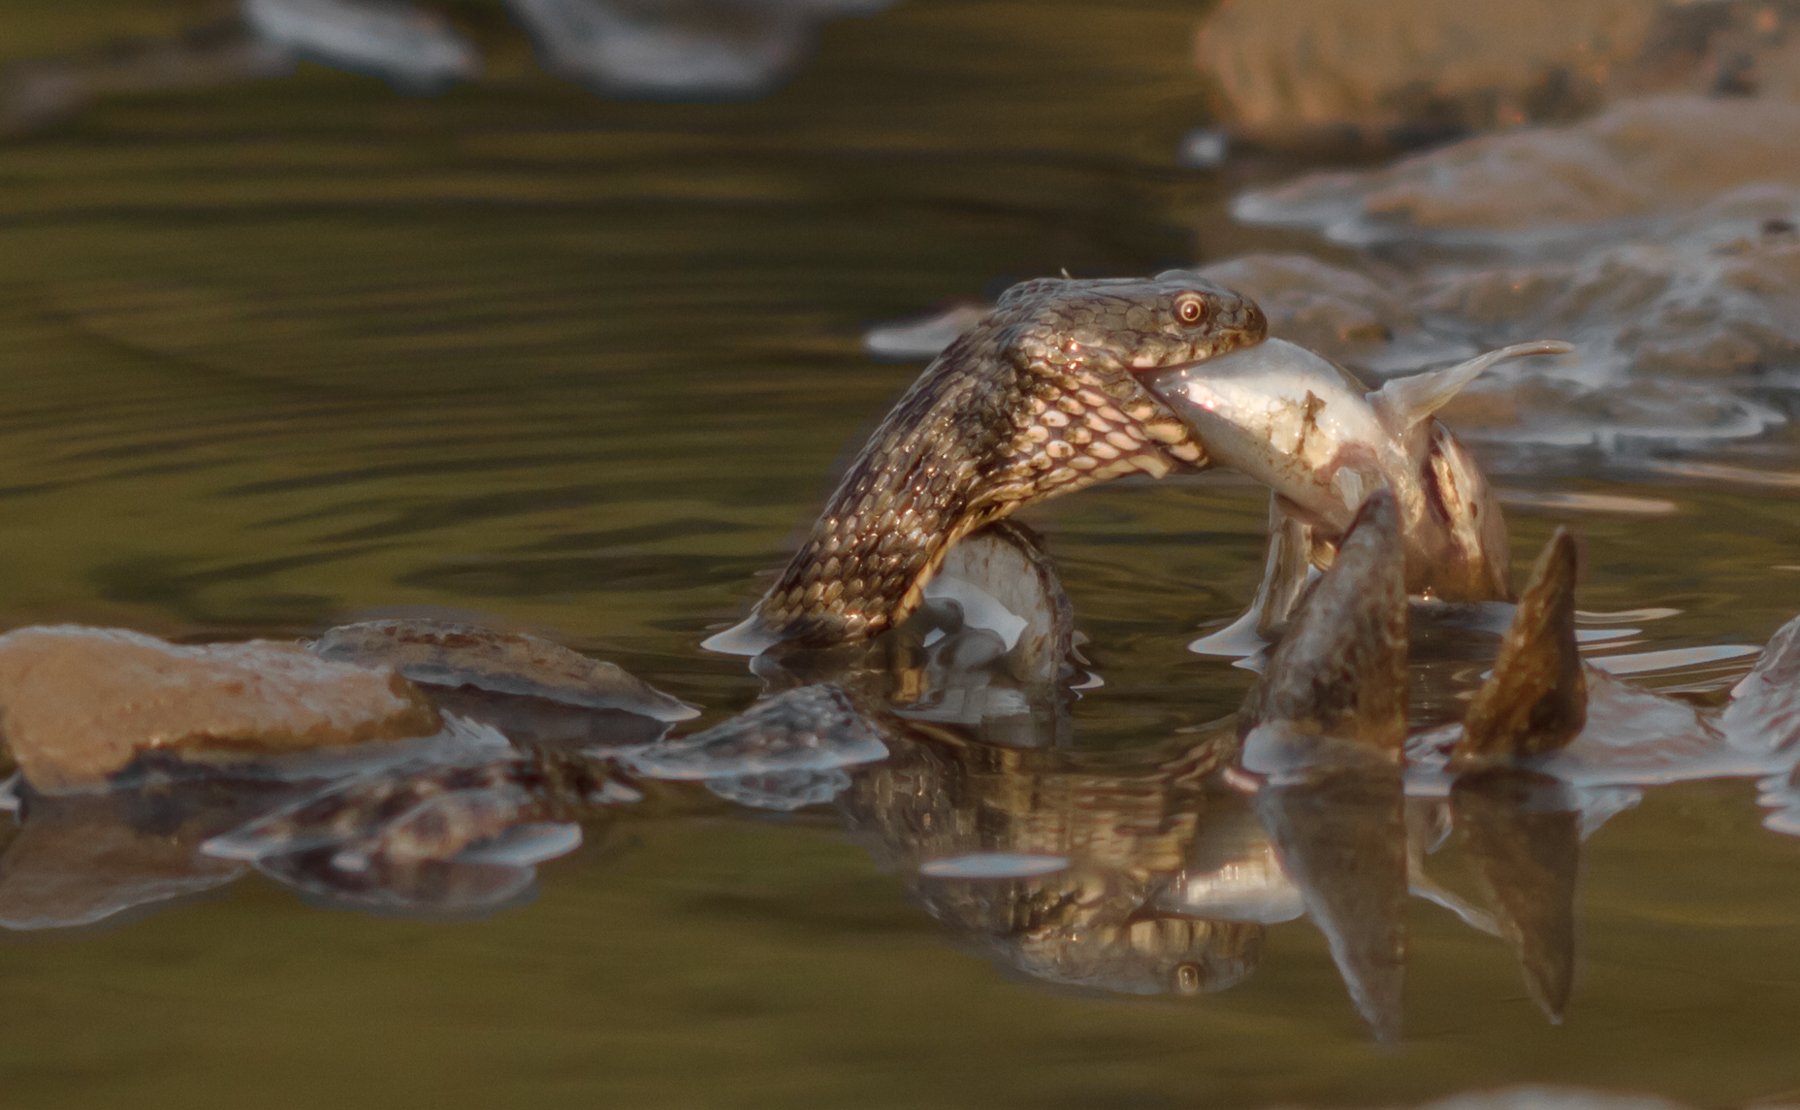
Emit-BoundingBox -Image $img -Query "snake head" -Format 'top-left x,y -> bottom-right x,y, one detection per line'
997,270 -> 1267,375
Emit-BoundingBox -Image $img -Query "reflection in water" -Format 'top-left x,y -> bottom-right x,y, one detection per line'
1,516 -> 1788,1046
1260,765 -> 1408,1040
1451,770 -> 1581,1023
0,775 -> 266,930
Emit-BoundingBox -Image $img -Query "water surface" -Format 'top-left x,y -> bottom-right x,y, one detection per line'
1,2 -> 1799,1108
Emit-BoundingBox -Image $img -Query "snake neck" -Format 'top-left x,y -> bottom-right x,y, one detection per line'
750,330 -> 1212,647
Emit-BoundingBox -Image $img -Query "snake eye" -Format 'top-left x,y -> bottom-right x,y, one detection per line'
1174,962 -> 1204,995
1175,295 -> 1207,326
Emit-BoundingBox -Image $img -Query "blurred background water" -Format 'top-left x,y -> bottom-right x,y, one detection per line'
0,2 -> 1798,1108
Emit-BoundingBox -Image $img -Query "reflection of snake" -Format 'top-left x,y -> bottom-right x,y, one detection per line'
741,272 -> 1267,647
843,727 -> 1264,996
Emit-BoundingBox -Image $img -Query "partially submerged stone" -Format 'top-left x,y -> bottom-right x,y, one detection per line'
862,302 -> 990,360
309,618 -> 697,722
503,0 -> 894,99
625,683 -> 886,780
0,626 -> 443,793
1724,611 -> 1800,753
1452,530 -> 1588,768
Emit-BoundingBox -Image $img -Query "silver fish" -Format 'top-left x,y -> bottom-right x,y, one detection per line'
1141,337 -> 1571,610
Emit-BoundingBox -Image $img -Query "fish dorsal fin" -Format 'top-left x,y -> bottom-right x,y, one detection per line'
1370,341 -> 1573,433
1451,528 -> 1586,769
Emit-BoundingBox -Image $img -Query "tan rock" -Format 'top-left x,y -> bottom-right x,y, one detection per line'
1197,0 -> 1800,149
0,626 -> 442,792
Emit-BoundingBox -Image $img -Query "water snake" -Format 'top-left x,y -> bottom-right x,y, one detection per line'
712,271 -> 1268,652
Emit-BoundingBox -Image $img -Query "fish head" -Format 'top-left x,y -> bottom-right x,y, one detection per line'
1138,339 -> 1400,532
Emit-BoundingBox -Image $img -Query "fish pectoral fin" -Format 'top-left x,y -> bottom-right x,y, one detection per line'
1369,340 -> 1574,433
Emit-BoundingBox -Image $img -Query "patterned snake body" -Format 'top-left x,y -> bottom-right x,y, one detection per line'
711,271 -> 1268,652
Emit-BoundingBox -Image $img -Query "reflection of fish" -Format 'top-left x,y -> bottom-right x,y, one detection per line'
1450,769 -> 1581,1023
1142,337 -> 1569,612
1232,491 -> 1412,1040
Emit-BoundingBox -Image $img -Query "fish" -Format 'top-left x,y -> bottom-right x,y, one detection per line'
1139,337 -> 1572,610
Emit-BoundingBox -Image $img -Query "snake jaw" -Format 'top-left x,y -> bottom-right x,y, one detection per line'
712,272 -> 1268,655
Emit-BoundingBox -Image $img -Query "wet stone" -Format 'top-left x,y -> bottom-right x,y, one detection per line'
0,626 -> 443,793
310,618 -> 697,723
625,684 -> 887,781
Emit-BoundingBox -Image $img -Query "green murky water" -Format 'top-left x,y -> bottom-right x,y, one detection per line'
2,2 -> 1799,1107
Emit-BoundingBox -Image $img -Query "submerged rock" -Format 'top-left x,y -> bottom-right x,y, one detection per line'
204,747 -> 630,867
1420,186 -> 1800,389
0,626 -> 442,792
1196,1 -> 1800,151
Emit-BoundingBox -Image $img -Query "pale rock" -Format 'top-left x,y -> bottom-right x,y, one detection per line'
0,626 -> 442,792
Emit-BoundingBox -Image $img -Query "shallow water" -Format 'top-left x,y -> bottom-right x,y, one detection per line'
2,2 -> 1800,1108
